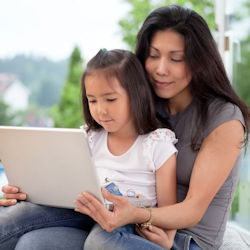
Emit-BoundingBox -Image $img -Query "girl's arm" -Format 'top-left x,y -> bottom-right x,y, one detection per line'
75,120 -> 244,231
137,153 -> 177,249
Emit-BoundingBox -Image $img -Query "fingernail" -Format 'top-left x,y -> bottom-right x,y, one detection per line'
11,200 -> 17,204
12,188 -> 18,192
20,194 -> 26,199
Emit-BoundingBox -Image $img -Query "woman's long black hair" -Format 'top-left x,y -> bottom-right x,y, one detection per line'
136,4 -> 249,149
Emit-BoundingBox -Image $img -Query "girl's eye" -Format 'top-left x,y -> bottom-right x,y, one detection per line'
107,98 -> 117,102
88,100 -> 96,104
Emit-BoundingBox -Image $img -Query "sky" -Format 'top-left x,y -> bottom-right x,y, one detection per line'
0,0 -> 130,61
1,0 -> 250,62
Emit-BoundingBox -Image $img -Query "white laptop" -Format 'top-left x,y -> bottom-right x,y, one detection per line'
0,126 -> 105,209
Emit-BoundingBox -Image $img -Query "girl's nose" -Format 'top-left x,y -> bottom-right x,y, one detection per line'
97,104 -> 107,115
156,58 -> 169,76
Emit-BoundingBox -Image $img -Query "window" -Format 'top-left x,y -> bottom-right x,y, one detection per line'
215,0 -> 250,230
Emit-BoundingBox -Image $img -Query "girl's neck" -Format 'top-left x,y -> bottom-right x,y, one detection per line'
107,131 -> 138,156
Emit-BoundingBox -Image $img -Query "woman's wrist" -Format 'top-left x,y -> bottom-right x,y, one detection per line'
133,207 -> 153,226
137,207 -> 153,229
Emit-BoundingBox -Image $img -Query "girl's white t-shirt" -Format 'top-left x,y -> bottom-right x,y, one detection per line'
86,128 -> 177,208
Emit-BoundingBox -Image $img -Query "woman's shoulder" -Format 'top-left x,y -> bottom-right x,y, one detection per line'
205,98 -> 245,136
207,98 -> 244,122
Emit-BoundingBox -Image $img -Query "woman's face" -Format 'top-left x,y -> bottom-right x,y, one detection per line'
145,29 -> 192,109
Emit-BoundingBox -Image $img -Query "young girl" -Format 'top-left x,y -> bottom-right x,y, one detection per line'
74,49 -> 177,249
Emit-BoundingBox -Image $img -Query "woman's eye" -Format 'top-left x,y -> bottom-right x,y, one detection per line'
88,100 -> 96,104
107,98 -> 117,102
171,58 -> 183,62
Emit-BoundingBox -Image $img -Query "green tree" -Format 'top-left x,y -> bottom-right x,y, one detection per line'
0,98 -> 14,125
233,0 -> 250,106
234,35 -> 250,106
53,46 -> 84,128
119,0 -> 215,51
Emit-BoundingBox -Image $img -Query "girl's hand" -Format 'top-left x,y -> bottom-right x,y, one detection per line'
74,187 -> 137,232
0,184 -> 27,206
136,225 -> 174,249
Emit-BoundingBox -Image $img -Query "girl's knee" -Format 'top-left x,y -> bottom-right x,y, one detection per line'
84,227 -> 104,250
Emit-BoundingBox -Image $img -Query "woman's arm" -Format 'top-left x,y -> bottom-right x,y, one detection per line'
149,120 -> 244,229
75,120 -> 244,231
0,184 -> 27,206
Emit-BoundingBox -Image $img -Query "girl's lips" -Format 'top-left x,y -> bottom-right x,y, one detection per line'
100,119 -> 113,123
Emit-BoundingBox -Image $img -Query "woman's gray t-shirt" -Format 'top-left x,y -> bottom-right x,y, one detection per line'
157,98 -> 245,250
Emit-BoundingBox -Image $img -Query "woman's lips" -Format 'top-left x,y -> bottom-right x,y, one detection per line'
154,80 -> 173,87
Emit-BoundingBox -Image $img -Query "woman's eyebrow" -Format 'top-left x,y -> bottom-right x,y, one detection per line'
149,46 -> 184,54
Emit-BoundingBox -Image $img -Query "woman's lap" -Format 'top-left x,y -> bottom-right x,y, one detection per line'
171,232 -> 201,250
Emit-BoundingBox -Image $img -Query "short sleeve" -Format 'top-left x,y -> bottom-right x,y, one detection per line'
143,128 -> 178,172
80,125 -> 99,150
204,100 -> 245,139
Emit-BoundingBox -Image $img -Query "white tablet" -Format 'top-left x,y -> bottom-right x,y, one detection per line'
0,126 -> 104,209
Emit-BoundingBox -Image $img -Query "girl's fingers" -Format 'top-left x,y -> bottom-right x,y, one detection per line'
2,184 -> 19,194
147,225 -> 163,234
136,225 -> 160,240
4,193 -> 26,200
135,226 -> 147,238
0,199 -> 17,206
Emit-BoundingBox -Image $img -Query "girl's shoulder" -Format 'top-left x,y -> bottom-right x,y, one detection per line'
142,128 -> 178,172
143,128 -> 178,144
80,125 -> 105,149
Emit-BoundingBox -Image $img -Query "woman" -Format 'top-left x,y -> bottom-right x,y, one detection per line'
74,4 -> 249,250
0,4 -> 249,250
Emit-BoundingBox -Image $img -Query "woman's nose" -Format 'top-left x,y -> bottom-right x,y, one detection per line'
156,58 -> 169,76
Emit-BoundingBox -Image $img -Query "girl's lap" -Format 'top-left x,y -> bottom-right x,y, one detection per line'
0,201 -> 94,249
15,227 -> 88,250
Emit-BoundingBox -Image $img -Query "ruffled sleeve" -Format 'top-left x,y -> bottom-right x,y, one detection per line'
143,128 -> 178,172
80,125 -> 98,150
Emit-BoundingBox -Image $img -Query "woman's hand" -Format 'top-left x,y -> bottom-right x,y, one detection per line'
136,225 -> 174,249
74,187 -> 137,232
0,184 -> 26,206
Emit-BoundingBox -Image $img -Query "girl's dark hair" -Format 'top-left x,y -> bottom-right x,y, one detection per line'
136,4 -> 249,149
81,49 -> 159,134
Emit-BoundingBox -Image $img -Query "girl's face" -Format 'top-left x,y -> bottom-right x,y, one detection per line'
85,72 -> 136,137
145,29 -> 192,112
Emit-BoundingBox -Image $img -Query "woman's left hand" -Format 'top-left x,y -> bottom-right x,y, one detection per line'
74,187 -> 137,232
136,225 -> 173,249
